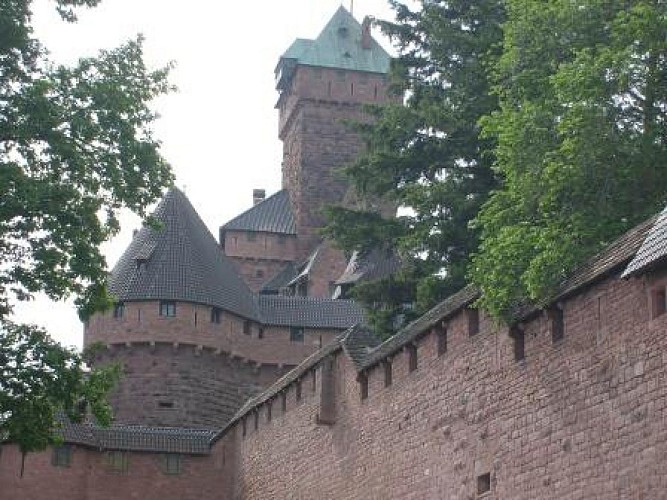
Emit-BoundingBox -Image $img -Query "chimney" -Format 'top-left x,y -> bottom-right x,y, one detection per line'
253,189 -> 266,205
361,16 -> 372,50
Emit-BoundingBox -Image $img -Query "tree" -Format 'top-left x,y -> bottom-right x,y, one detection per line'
324,0 -> 504,333
470,0 -> 667,320
0,0 -> 173,456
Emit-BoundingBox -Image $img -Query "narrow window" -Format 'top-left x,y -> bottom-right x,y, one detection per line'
160,454 -> 183,475
242,417 -> 247,437
107,451 -> 128,474
550,306 -> 564,343
159,301 -> 176,317
253,411 -> 259,430
383,360 -> 392,387
511,325 -> 525,362
243,320 -> 251,335
359,372 -> 368,401
327,81 -> 332,96
52,445 -> 72,467
290,326 -> 305,343
477,472 -> 491,495
281,392 -> 287,413
350,82 -> 354,95
258,327 -> 264,339
295,380 -> 302,402
193,311 -> 198,326
266,401 -> 272,422
311,369 -> 317,392
435,323 -> 447,356
373,84 -> 378,99
407,344 -> 418,372
210,307 -> 222,324
467,308 -> 479,336
113,302 -> 125,319
651,286 -> 666,319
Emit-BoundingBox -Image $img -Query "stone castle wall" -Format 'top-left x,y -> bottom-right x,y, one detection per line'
228,270 -> 667,499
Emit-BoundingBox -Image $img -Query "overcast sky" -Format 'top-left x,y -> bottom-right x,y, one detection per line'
11,0 -> 396,349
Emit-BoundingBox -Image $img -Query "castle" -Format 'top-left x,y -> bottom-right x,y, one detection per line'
3,7 -> 667,499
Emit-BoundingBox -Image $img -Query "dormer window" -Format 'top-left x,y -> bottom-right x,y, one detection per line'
159,301 -> 176,317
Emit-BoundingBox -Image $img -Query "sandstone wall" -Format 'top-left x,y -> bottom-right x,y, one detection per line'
230,271 -> 667,499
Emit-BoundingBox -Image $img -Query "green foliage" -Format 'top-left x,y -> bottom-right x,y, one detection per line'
0,320 -> 121,454
471,0 -> 667,320
0,0 -> 173,454
326,0 -> 504,331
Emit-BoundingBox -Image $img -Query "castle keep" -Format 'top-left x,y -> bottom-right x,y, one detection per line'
2,7 -> 667,499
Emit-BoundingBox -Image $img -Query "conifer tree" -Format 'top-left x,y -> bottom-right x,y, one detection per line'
324,0 -> 504,333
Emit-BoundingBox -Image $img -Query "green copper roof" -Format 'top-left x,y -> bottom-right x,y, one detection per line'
278,6 -> 390,75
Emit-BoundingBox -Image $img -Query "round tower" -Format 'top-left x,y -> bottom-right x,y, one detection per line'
85,188 -> 364,428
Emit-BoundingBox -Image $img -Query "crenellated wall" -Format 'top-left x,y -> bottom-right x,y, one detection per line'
226,270 -> 667,499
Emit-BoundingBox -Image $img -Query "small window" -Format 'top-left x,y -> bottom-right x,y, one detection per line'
113,302 -> 125,319
159,301 -> 176,317
243,320 -> 252,335
435,323 -> 447,356
160,454 -> 183,475
253,411 -> 259,430
107,451 -> 128,474
247,232 -> 257,242
290,326 -> 305,343
52,445 -> 72,467
295,380 -> 302,402
467,308 -> 480,336
210,307 -> 222,324
511,325 -> 525,362
550,306 -> 564,343
651,286 -> 666,319
477,472 -> 491,495
359,372 -> 368,401
383,361 -> 392,387
158,401 -> 174,409
407,344 -> 418,372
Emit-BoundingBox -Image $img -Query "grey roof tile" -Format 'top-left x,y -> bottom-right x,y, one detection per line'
258,295 -> 365,328
260,262 -> 298,294
221,189 -> 295,235
109,188 -> 259,320
335,247 -> 402,286
59,420 -> 216,455
623,206 -> 667,278
342,324 -> 381,370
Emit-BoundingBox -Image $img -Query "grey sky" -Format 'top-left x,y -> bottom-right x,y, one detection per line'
12,0 -> 395,348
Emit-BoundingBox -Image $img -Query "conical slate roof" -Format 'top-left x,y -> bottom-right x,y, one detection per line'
109,188 -> 259,320
278,6 -> 391,75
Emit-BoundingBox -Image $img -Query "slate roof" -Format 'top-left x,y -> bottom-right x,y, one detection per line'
221,189 -> 295,235
623,206 -> 667,278
59,420 -> 216,455
276,6 -> 391,76
109,188 -> 259,320
258,295 -> 365,328
335,247 -> 402,286
260,262 -> 298,294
